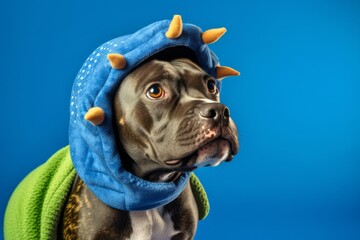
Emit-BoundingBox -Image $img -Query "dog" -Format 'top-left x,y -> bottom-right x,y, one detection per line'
60,58 -> 239,239
4,15 -> 240,240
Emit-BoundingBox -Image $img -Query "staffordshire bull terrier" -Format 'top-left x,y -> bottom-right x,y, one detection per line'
60,58 -> 239,240
4,15 -> 240,240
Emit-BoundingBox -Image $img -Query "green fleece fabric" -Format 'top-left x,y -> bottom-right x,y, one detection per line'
4,146 -> 76,240
4,146 -> 209,240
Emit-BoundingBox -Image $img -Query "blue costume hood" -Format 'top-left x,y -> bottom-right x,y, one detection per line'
69,15 -> 239,211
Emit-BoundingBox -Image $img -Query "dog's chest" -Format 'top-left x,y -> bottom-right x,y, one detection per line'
128,206 -> 178,240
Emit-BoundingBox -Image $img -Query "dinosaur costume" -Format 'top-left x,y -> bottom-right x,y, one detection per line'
4,15 -> 238,239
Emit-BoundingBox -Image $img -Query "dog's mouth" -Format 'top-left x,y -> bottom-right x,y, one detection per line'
141,136 -> 235,182
165,132 -> 237,172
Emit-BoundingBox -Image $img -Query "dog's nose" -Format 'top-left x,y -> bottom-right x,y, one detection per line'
199,103 -> 230,125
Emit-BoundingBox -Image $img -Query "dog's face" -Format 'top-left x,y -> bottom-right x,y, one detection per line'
114,58 -> 239,181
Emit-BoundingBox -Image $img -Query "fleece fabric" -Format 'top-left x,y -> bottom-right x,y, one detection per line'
4,147 -> 76,240
4,146 -> 209,240
68,18 -> 221,211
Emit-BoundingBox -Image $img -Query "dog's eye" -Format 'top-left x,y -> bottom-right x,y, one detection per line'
207,79 -> 218,94
146,84 -> 165,99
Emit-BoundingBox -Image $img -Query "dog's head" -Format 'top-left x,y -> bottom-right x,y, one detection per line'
114,58 -> 239,181
68,16 -> 240,209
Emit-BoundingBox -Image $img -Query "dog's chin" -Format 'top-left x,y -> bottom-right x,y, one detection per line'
165,138 -> 232,172
195,138 -> 232,167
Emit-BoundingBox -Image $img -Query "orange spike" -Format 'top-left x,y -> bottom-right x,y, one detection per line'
84,107 -> 105,126
107,53 -> 126,69
216,66 -> 240,79
202,28 -> 227,44
165,15 -> 183,39
119,117 -> 125,126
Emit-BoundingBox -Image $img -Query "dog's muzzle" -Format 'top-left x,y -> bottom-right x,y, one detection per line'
195,103 -> 237,167
169,102 -> 239,170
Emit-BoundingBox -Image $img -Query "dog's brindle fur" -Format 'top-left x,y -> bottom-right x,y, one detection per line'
60,58 -> 239,240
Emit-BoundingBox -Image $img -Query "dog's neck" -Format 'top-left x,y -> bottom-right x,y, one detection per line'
130,162 -> 182,182
119,149 -> 182,182
142,170 -> 182,182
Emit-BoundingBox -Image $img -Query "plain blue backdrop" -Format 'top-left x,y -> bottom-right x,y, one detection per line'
1,0 -> 359,239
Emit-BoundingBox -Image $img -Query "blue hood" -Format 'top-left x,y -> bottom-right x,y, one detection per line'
69,17 -> 222,211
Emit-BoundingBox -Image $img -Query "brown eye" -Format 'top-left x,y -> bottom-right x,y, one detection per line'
146,84 -> 165,99
207,79 -> 218,94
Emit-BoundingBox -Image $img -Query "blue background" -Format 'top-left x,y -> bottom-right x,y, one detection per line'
1,0 -> 359,239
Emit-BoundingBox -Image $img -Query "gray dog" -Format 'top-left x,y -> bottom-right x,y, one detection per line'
60,58 -> 239,239
4,15 -> 240,240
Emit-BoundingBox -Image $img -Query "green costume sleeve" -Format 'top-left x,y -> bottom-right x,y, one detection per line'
4,146 -> 209,239
190,173 -> 210,220
4,146 -> 76,240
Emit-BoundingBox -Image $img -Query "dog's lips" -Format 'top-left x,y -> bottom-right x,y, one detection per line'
164,152 -> 197,168
165,159 -> 182,166
165,135 -> 234,170
164,125 -> 238,172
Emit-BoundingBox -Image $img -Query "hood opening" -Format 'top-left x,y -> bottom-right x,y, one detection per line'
141,46 -> 200,68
